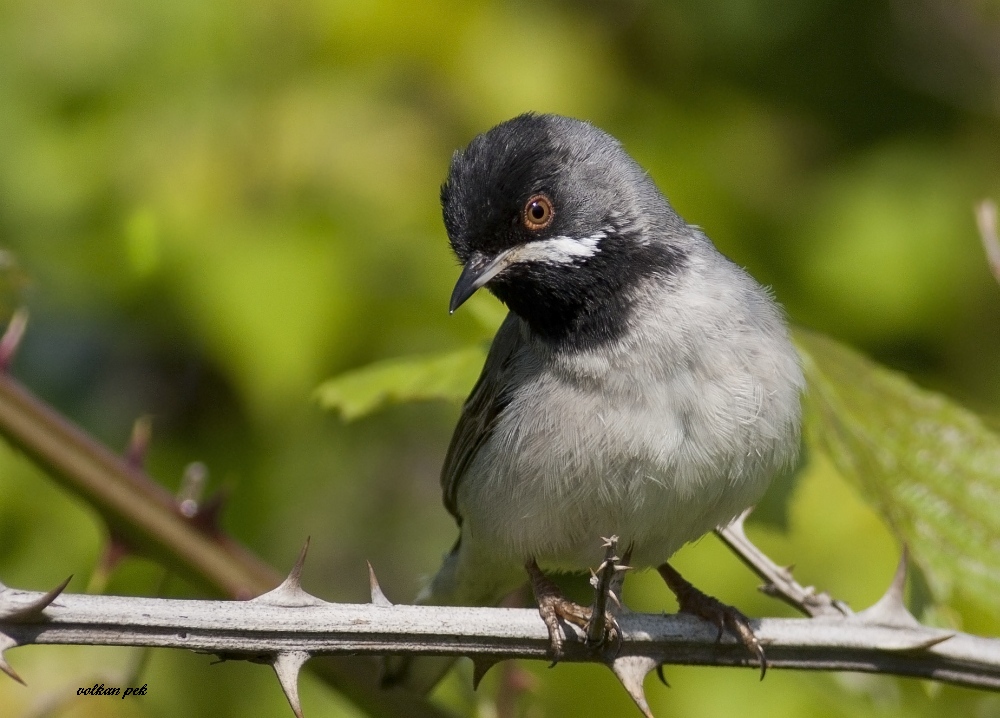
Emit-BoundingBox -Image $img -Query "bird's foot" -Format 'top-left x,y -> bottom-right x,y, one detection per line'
526,559 -> 617,663
526,537 -> 633,662
657,561 -> 767,679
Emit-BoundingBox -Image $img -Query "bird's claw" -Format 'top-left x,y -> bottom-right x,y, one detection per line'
527,559 -> 619,663
536,592 -> 588,663
683,591 -> 766,678
658,562 -> 767,679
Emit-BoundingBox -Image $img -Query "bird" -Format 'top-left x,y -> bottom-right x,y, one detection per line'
384,113 -> 803,693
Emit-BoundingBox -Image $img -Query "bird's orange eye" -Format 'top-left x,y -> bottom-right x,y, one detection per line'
522,194 -> 554,230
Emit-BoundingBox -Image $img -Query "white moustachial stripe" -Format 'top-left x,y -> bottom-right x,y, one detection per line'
516,232 -> 605,264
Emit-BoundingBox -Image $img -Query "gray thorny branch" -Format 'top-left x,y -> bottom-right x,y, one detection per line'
1,514 -> 998,718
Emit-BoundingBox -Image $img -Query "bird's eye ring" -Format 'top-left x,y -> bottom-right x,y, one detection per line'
522,194 -> 554,231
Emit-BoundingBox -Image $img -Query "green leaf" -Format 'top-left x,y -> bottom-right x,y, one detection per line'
315,347 -> 487,421
794,327 -> 1000,609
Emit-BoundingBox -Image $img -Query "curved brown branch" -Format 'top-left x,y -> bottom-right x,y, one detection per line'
0,321 -> 451,718
0,367 -> 278,598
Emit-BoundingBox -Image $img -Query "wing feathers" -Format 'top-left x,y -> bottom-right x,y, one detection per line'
441,313 -> 523,523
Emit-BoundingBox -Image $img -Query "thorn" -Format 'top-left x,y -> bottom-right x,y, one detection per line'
856,547 -> 920,628
0,309 -> 28,372
272,651 -> 310,718
655,664 -> 670,687
0,655 -> 24,686
0,576 -> 72,621
125,415 -> 153,468
851,552 -> 954,650
287,538 -> 309,588
610,655 -> 658,718
831,599 -> 852,616
189,490 -> 227,534
251,540 -> 325,607
471,656 -> 500,689
904,633 -> 955,651
36,575 -> 72,611
885,547 -> 908,603
0,633 -> 24,686
609,544 -> 633,614
87,531 -> 132,594
367,562 -> 393,607
730,507 -> 752,536
177,462 -> 208,518
758,582 -> 779,597
38,575 -> 72,611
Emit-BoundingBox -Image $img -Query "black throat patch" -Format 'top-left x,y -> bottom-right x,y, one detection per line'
489,233 -> 687,350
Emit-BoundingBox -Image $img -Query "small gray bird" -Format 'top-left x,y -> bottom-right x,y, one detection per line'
386,113 -> 803,692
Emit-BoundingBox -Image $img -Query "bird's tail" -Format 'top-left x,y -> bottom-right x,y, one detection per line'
381,540 -> 523,694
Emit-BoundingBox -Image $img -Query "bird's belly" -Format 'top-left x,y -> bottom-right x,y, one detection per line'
456,373 -> 782,570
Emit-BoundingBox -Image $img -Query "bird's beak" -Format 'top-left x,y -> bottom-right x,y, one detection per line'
449,248 -> 519,313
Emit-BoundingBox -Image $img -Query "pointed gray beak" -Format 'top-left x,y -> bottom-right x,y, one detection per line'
449,248 -> 519,313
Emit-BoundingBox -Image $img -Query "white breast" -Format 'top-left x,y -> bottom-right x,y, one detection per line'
456,252 -> 804,570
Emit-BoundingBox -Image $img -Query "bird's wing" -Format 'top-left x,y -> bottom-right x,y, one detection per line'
441,312 -> 523,524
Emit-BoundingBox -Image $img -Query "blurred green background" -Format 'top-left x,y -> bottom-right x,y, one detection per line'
0,0 -> 998,716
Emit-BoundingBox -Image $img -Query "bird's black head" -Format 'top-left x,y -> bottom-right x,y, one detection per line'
441,113 -> 688,348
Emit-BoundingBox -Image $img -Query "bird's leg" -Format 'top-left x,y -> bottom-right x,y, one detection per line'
525,559 -> 592,663
657,561 -> 767,678
526,539 -> 631,662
